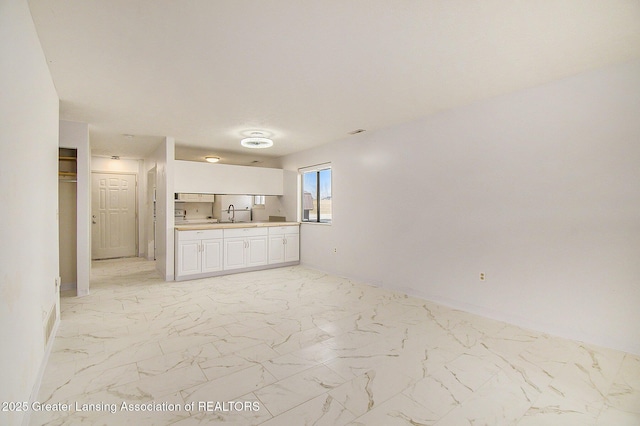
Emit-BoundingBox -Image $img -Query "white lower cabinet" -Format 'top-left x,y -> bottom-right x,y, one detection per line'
175,229 -> 223,279
268,226 -> 300,264
202,239 -> 223,273
176,224 -> 299,280
223,228 -> 268,271
176,239 -> 201,276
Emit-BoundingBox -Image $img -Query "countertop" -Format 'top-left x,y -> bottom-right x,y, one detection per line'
175,221 -> 300,231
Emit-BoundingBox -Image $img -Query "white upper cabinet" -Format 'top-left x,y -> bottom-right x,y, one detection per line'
174,160 -> 284,195
176,193 -> 215,202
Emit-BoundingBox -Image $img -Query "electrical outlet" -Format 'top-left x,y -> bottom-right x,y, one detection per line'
333,248 -> 337,253
479,272 -> 486,281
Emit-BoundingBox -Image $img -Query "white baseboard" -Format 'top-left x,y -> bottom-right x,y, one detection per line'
60,281 -> 76,292
22,312 -> 60,426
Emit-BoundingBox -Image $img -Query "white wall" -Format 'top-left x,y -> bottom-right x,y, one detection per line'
180,201 -> 215,220
280,60 -> 640,355
91,156 -> 146,257
60,121 -> 91,297
92,156 -> 141,173
0,1 -> 60,424
280,170 -> 299,222
145,137 -> 175,280
251,196 -> 288,222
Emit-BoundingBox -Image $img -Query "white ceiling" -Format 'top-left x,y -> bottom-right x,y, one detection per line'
29,1 -> 640,163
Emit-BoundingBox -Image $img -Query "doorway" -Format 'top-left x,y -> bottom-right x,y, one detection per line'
59,147 -> 77,290
91,172 -> 138,259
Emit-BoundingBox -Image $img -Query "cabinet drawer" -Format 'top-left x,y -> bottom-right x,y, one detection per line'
268,225 -> 299,236
177,229 -> 223,241
224,227 -> 268,238
285,226 -> 299,235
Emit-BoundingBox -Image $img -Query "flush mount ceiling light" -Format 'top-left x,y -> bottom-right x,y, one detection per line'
241,132 -> 273,149
205,156 -> 220,163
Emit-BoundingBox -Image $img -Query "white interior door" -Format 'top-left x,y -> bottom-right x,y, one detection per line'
92,172 -> 137,259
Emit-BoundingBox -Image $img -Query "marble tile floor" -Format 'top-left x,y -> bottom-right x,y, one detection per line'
32,257 -> 640,425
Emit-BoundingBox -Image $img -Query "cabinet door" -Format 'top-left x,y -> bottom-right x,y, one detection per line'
284,234 -> 300,262
178,193 -> 200,202
202,238 -> 223,273
247,236 -> 268,267
268,235 -> 285,264
177,240 -> 201,277
224,238 -> 246,270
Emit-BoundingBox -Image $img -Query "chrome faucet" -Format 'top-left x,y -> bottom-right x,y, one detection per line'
227,204 -> 235,223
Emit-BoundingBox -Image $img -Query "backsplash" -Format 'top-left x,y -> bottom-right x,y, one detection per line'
180,202 -> 214,220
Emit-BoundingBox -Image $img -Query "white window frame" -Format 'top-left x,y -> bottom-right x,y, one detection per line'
299,163 -> 332,225
253,195 -> 266,209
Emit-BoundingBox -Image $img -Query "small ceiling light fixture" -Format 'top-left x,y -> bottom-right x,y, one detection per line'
241,132 -> 273,149
205,156 -> 220,163
111,155 -> 120,160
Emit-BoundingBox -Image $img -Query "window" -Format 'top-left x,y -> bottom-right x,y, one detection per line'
301,164 -> 332,223
253,195 -> 265,207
